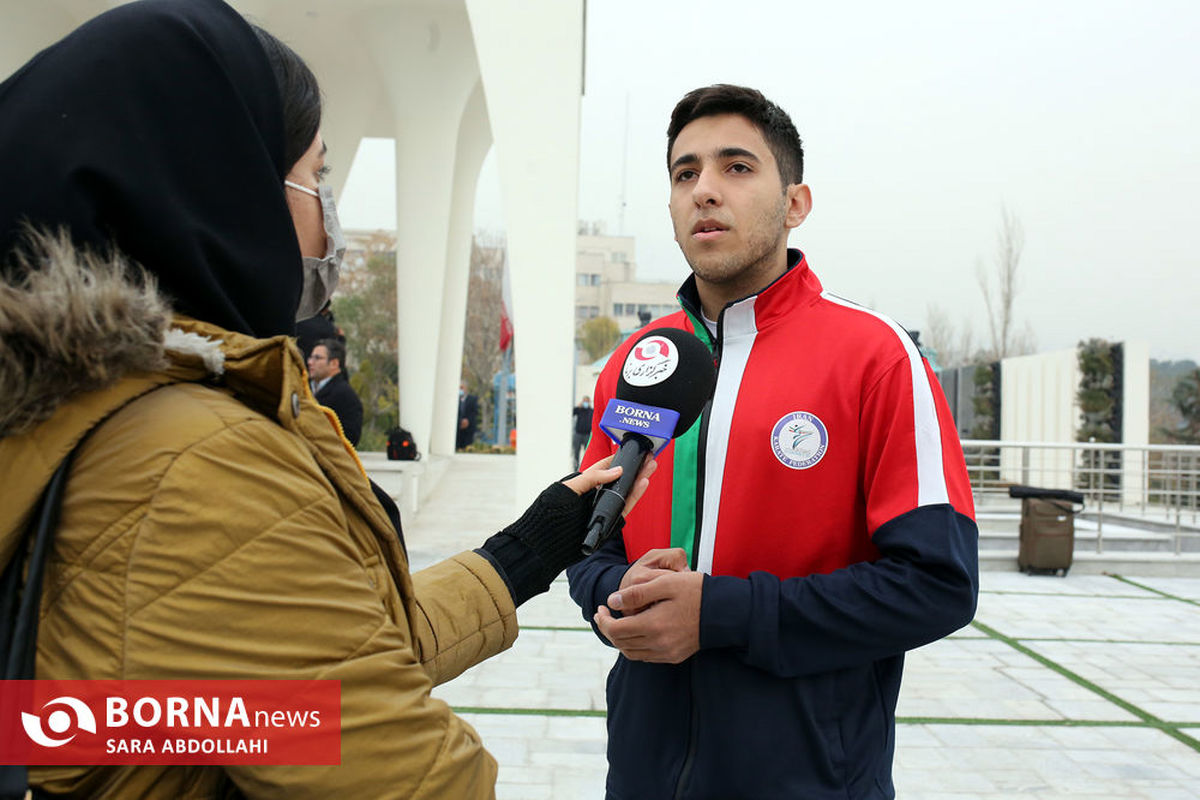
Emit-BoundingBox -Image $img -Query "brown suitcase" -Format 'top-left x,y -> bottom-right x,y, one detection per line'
1018,498 -> 1075,576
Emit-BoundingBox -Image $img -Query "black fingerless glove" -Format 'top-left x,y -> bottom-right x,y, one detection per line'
477,480 -> 623,606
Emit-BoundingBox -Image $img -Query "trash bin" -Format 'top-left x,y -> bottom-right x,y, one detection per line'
1007,486 -> 1086,576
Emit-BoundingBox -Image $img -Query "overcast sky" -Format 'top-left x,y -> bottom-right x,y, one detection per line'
339,0 -> 1199,362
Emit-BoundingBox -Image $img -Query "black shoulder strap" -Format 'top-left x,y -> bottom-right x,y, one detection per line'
1,451 -> 75,681
0,449 -> 76,800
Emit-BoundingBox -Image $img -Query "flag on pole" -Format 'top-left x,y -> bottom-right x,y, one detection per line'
498,246 -> 513,352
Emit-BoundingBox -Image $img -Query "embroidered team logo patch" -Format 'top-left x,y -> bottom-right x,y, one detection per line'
771,412 -> 828,470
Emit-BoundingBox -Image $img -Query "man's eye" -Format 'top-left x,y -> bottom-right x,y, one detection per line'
317,165 -> 332,181
674,169 -> 696,183
729,163 -> 751,174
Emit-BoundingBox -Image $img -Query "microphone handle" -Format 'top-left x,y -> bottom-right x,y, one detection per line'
581,433 -> 653,555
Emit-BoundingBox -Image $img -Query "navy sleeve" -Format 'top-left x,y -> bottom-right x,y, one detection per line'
566,530 -> 631,645
699,504 -> 978,678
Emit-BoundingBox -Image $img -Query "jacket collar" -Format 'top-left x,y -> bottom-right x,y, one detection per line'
0,315 -> 398,577
676,248 -> 824,348
0,234 -> 401,580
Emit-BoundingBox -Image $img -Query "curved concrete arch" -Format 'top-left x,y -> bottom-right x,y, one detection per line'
432,79 -> 492,457
467,0 -> 583,506
2,0 -> 586,512
357,2 -> 483,461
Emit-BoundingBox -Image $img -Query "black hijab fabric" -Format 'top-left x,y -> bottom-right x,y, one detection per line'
0,0 -> 304,339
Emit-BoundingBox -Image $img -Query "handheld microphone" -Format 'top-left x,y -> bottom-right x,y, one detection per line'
581,327 -> 716,554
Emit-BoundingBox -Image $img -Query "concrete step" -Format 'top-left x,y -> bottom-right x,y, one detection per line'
980,548 -> 1200,577
976,512 -> 1200,554
978,528 -> 1199,554
975,503 -> 1200,574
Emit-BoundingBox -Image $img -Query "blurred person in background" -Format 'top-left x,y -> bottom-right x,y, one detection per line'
571,395 -> 593,467
308,338 -> 363,446
457,382 -> 480,450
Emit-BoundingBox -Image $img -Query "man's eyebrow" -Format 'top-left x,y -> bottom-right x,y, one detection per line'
670,147 -> 761,173
669,152 -> 698,173
718,147 -> 760,163
320,141 -> 328,157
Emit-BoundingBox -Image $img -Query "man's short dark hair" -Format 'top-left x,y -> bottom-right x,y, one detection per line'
667,84 -> 804,187
316,338 -> 346,368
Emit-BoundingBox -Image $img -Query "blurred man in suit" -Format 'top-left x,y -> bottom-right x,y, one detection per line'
308,338 -> 363,446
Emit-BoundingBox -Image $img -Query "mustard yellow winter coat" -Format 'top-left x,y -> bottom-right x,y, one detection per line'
0,246 -> 517,798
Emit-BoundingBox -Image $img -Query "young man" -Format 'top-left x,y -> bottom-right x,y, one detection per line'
308,338 -> 363,446
568,85 -> 979,799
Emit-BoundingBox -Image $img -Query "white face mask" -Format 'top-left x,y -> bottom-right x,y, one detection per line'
286,180 -> 346,321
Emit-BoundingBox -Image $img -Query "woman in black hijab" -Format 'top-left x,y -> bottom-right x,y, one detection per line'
0,0 -> 300,338
0,1 -> 650,796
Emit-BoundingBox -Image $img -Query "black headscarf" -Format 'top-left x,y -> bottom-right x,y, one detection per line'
0,0 -> 305,339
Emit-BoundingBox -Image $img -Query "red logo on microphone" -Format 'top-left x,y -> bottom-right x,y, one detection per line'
623,336 -> 678,387
633,340 -> 670,361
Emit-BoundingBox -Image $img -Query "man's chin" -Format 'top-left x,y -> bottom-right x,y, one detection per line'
684,255 -> 744,285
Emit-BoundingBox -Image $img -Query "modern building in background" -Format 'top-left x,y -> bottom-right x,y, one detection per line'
574,221 -> 678,330
936,342 -> 1151,504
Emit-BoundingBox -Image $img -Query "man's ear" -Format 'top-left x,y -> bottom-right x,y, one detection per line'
784,184 -> 812,229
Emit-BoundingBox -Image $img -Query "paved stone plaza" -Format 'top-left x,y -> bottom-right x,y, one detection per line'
389,454 -> 1200,799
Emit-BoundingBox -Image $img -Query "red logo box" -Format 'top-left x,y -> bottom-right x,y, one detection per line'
0,680 -> 340,765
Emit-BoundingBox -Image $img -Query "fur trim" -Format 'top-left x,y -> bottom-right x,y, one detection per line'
0,229 -> 170,438
163,328 -> 225,376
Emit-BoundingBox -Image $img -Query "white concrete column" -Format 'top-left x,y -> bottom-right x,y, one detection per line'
357,5 -> 482,457
466,0 -> 584,509
1121,340 -> 1150,506
431,81 -> 492,457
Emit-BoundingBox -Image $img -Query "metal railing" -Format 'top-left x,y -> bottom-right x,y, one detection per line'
960,439 -> 1200,555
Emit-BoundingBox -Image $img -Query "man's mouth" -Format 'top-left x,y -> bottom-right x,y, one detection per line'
691,220 -> 728,240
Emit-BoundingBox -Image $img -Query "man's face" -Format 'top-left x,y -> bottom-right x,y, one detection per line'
307,345 -> 335,381
668,114 -> 810,296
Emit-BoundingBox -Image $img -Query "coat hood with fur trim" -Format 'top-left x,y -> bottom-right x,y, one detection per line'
1,231 -> 171,440
0,232 -> 283,567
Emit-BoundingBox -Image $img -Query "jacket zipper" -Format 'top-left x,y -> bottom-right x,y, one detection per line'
673,295 -> 721,796
690,402 -> 712,570
673,659 -> 701,800
683,299 -> 722,570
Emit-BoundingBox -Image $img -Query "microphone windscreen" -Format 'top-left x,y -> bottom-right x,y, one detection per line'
615,327 -> 716,435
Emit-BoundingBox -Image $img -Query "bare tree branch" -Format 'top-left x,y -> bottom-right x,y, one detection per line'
975,256 -> 999,359
461,237 -> 507,429
996,205 -> 1024,357
977,207 -> 1031,360
925,303 -> 979,368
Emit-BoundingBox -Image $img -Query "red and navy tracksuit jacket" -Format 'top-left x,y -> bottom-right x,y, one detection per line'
567,250 -> 979,800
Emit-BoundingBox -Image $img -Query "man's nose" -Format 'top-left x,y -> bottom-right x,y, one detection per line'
692,170 -> 721,206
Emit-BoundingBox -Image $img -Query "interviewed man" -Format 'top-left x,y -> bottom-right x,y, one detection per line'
307,338 -> 363,446
568,85 -> 979,799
